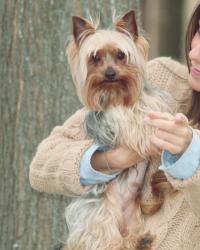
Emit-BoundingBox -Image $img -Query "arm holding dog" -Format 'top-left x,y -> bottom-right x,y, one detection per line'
91,146 -> 142,172
145,111 -> 200,217
29,108 -> 90,196
29,57 -> 191,196
29,107 -> 141,196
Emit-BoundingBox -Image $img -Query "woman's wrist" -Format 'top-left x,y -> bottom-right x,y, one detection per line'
91,147 -> 141,172
91,150 -> 124,172
91,150 -> 113,173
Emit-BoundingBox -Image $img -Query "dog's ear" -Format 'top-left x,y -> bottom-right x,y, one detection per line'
115,10 -> 138,40
72,16 -> 95,45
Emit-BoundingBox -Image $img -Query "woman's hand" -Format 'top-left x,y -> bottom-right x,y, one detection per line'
91,146 -> 142,173
145,111 -> 193,155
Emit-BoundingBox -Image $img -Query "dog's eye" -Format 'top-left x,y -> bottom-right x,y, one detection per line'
92,54 -> 101,63
117,51 -> 125,60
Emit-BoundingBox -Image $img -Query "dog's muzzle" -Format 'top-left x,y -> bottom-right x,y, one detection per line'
104,66 -> 116,81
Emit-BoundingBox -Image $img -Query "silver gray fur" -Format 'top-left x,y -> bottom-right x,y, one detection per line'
84,111 -> 115,148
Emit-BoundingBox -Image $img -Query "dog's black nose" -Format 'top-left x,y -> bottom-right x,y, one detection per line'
105,66 -> 116,80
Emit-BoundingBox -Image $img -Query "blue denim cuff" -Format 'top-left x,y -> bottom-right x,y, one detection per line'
159,129 -> 200,179
80,144 -> 120,185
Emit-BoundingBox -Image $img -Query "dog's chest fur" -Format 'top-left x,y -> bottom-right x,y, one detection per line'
84,82 -> 176,159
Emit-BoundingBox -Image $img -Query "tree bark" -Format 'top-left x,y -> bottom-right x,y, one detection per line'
0,0 -> 141,249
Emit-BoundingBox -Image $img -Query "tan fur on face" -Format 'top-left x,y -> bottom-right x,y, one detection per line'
84,47 -> 142,110
67,30 -> 148,107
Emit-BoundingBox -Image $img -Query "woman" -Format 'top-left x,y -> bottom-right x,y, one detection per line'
30,3 -> 200,249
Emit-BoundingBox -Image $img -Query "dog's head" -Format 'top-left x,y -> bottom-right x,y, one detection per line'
67,10 -> 149,111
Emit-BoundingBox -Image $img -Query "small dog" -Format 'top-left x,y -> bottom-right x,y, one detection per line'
64,10 -> 175,250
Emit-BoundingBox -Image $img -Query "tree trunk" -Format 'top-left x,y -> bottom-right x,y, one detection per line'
0,1 -> 141,249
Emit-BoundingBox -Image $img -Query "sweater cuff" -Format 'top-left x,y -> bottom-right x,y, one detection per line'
59,140 -> 93,196
164,164 -> 200,191
159,129 -> 200,179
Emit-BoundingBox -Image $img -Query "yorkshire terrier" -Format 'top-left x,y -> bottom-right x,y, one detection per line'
63,10 -> 175,250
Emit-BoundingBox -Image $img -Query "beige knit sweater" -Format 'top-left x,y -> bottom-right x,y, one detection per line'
29,57 -> 200,250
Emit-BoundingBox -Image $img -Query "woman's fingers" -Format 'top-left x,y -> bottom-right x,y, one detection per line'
174,113 -> 189,125
145,112 -> 192,154
145,117 -> 180,135
147,111 -> 174,120
150,134 -> 181,154
145,112 -> 189,135
147,112 -> 189,126
156,128 -> 183,145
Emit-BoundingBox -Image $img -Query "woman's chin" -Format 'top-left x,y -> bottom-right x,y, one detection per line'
188,73 -> 200,92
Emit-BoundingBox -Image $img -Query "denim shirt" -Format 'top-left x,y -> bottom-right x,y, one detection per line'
159,129 -> 200,178
80,129 -> 200,185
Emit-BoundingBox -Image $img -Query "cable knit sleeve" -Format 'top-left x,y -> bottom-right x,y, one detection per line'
147,57 -> 191,114
162,129 -> 200,218
158,130 -> 200,218
29,108 -> 93,197
165,167 -> 200,218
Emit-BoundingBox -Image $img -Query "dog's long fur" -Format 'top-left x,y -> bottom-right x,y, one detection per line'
64,10 -> 176,250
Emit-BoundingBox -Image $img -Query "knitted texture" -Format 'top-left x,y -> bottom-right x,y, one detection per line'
29,57 -> 200,249
29,108 -> 91,196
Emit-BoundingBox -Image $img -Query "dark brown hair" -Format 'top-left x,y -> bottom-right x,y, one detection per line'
185,3 -> 200,126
